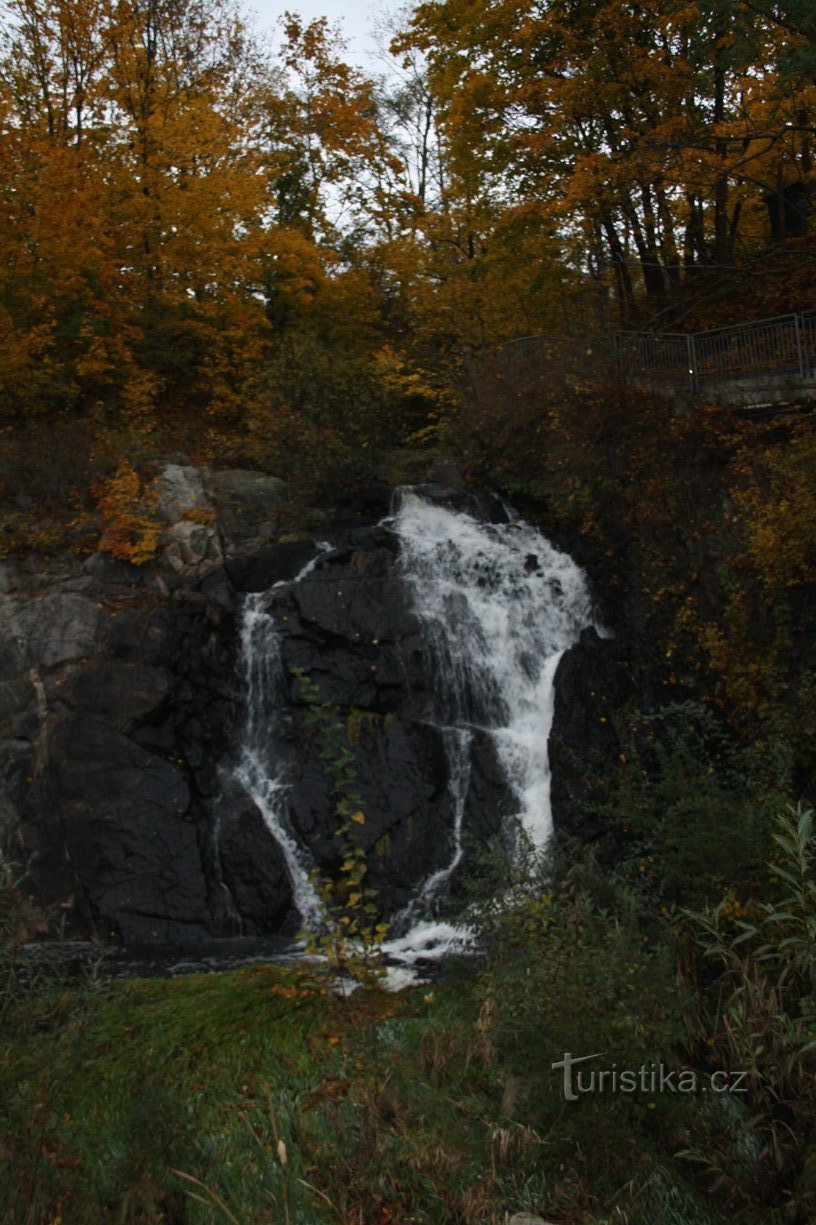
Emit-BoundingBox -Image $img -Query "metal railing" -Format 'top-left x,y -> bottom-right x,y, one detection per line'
615,312 -> 816,391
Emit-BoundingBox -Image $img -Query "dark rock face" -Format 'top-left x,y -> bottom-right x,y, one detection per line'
216,782 -> 294,935
46,720 -> 206,941
0,472 -> 514,944
1,464 -> 632,947
286,714 -> 456,913
550,627 -> 636,841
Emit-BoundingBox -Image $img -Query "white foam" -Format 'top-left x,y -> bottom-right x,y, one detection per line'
394,492 -> 594,848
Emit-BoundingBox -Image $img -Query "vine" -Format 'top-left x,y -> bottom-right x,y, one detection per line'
290,667 -> 388,990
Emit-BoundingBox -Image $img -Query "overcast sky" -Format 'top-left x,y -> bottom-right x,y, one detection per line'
245,0 -> 391,68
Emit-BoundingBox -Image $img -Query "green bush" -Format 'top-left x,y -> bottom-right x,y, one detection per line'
247,331 -> 404,504
580,702 -> 791,909
682,802 -> 816,1212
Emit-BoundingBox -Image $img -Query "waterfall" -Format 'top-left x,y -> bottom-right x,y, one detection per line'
233,593 -> 322,926
226,494 -> 595,974
393,491 -> 595,851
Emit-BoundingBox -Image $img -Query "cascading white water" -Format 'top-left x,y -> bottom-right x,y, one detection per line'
385,728 -> 472,952
233,593 -> 322,926
393,491 -> 595,851
226,496 -> 595,978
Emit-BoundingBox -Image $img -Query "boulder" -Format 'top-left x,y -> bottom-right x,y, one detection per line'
156,464 -> 210,524
164,519 -> 220,569
206,469 -> 285,549
206,469 -> 285,510
225,539 -> 319,592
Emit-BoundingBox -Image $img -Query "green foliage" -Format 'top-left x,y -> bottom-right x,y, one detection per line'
579,702 -> 790,909
480,842 -> 685,1101
247,331 -> 407,505
0,851 -> 72,1031
290,667 -> 388,991
682,802 -> 816,1208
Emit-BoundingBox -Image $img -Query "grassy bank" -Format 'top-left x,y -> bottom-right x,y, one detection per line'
3,799 -> 814,1225
0,961 -> 534,1224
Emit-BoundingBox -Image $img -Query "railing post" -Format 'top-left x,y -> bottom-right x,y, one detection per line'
795,313 -> 806,379
686,333 -> 697,393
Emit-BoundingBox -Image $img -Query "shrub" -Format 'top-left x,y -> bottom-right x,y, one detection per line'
92,461 -> 160,565
247,331 -> 408,504
578,702 -> 790,910
682,802 -> 816,1210
291,667 -> 387,991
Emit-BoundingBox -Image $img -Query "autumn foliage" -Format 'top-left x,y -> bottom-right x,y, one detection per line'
92,461 -> 160,564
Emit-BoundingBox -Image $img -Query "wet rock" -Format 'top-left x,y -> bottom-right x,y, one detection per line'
293,547 -> 408,644
286,714 -> 454,914
225,539 -> 318,592
216,783 -> 294,934
463,731 -> 513,846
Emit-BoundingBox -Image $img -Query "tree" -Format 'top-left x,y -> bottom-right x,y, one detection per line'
399,0 -> 816,322
0,0 -> 273,417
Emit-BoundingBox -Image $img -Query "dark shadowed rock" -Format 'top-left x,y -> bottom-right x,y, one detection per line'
216,783 -> 295,934
225,539 -> 319,592
463,731 -> 513,845
99,606 -> 172,663
59,661 -> 171,733
41,719 -> 208,941
286,714 -> 454,914
18,593 -> 101,669
206,469 -> 285,510
550,627 -> 635,840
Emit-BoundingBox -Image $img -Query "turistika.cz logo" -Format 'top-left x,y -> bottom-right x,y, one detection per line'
551,1052 -> 749,1101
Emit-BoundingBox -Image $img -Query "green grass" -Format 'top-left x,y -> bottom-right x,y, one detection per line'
0,961 -> 590,1224
0,954 -> 801,1225
0,962 -> 525,1224
1,967 -> 355,1223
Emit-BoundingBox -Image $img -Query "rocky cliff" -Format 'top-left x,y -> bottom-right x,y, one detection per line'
1,465 -> 527,943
